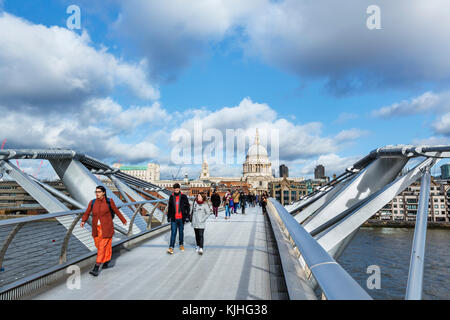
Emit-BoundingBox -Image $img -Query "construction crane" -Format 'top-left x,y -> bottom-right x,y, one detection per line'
172,165 -> 182,180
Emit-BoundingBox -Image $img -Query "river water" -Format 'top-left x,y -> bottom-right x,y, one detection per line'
338,227 -> 450,300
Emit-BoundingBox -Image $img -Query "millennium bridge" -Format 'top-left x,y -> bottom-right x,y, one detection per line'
0,145 -> 448,300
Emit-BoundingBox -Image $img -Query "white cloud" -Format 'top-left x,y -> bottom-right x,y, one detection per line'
0,12 -> 159,108
372,91 -> 445,118
432,114 -> 450,136
0,98 -> 164,164
113,0 -> 265,77
171,97 -> 367,165
113,0 -> 450,93
299,154 -> 361,177
243,0 -> 450,94
333,112 -> 359,124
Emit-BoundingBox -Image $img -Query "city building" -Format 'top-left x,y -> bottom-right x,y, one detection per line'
112,162 -> 160,182
314,165 -> 325,180
374,177 -> 450,222
440,164 -> 450,180
268,177 -> 325,206
199,161 -> 210,180
279,164 -> 289,178
242,128 -> 274,194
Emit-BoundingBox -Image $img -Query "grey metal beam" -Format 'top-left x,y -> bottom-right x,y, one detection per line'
0,160 -> 95,251
317,157 -> 437,255
108,175 -> 165,222
405,166 -> 431,300
30,176 -> 85,209
49,158 -> 146,236
303,157 -> 408,233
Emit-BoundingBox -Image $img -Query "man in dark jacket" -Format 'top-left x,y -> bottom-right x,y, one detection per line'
166,183 -> 190,254
210,189 -> 221,218
239,192 -> 246,214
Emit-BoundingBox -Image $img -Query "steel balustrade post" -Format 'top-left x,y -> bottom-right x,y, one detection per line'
405,166 -> 431,300
162,205 -> 169,224
146,205 -> 159,230
59,212 -> 85,264
0,223 -> 26,270
127,204 -> 145,236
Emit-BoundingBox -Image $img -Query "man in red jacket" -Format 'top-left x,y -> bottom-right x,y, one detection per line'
80,186 -> 127,276
166,183 -> 190,254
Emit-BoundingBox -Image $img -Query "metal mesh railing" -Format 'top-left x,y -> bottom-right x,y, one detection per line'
0,198 -> 169,295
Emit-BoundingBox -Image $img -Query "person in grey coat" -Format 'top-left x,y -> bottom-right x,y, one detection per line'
191,192 -> 211,255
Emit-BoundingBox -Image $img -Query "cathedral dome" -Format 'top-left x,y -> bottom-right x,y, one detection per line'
243,128 -> 273,178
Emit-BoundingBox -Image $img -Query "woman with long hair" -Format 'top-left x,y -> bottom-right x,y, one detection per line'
190,192 -> 211,254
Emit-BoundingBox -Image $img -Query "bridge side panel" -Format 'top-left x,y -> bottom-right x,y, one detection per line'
303,157 -> 408,233
50,159 -> 147,235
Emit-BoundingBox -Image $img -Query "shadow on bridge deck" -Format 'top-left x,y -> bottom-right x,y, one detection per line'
29,206 -> 286,300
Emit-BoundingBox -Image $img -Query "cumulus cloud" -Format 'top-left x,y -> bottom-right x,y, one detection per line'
113,0 -> 264,79
0,98 -> 166,163
111,0 -> 450,93
371,90 -> 450,137
372,91 -> 446,118
244,0 -> 450,94
169,97 -> 367,168
0,12 -> 159,109
299,154 -> 361,177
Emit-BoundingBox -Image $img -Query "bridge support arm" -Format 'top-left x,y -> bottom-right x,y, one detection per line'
405,166 -> 431,300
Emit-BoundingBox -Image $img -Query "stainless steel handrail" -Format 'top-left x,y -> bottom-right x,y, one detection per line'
267,198 -> 372,300
0,199 -> 169,227
0,198 -> 170,269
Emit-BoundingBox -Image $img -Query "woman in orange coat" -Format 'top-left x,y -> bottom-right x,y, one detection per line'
80,186 -> 127,276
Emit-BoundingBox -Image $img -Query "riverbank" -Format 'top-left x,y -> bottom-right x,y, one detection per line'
0,214 -> 57,222
362,219 -> 450,229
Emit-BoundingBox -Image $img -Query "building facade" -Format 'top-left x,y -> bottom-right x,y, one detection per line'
242,129 -> 274,195
279,164 -> 289,178
440,164 -> 450,180
374,177 -> 450,222
268,177 -> 327,206
314,165 -> 325,180
112,163 -> 160,182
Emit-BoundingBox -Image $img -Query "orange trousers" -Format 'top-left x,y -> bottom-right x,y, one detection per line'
94,225 -> 112,264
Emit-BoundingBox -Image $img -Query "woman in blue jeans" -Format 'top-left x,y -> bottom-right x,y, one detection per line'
224,191 -> 231,220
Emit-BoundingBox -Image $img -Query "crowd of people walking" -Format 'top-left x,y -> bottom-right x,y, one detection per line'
81,183 -> 270,277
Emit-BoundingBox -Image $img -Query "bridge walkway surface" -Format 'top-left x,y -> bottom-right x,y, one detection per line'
29,206 -> 288,300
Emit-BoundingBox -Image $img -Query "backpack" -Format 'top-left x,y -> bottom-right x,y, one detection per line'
91,197 -> 115,219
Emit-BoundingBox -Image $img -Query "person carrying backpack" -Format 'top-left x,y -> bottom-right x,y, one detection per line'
80,186 -> 127,276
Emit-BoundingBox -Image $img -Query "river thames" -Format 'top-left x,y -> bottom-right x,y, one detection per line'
339,227 -> 450,300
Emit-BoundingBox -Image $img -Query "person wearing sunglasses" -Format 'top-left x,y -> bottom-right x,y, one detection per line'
80,186 -> 127,276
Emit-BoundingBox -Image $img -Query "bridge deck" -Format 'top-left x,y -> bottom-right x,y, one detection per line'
31,206 -> 281,300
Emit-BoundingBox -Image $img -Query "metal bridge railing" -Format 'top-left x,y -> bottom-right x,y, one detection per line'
266,198 -> 372,300
0,198 -> 170,299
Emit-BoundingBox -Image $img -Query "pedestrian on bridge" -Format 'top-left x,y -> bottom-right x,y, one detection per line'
166,183 -> 190,254
80,186 -> 128,277
232,190 -> 240,213
240,192 -> 246,214
261,192 -> 268,215
210,189 -> 221,219
191,192 -> 211,255
223,191 -> 231,219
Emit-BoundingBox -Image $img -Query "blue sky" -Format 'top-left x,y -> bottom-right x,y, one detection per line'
1,0 -> 450,180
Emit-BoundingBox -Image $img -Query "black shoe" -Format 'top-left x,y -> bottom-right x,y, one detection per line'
89,264 -> 101,276
102,261 -> 110,269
